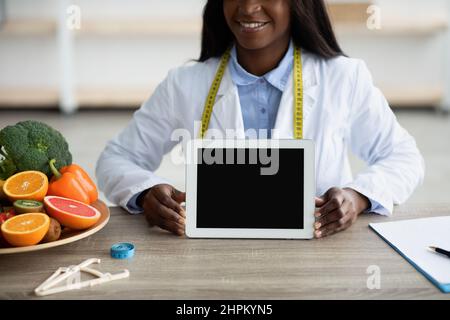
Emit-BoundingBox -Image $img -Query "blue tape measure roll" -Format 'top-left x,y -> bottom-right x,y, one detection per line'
110,242 -> 135,259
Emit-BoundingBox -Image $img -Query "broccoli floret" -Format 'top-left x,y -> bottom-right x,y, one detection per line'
0,120 -> 72,178
0,146 -> 17,180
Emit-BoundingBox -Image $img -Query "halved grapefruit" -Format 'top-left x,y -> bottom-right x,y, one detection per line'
44,196 -> 100,230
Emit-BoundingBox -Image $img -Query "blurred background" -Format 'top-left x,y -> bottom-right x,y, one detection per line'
0,0 -> 449,207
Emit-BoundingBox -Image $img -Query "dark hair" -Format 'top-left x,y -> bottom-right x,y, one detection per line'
198,0 -> 344,61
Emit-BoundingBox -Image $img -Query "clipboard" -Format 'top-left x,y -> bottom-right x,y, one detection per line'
370,216 -> 450,293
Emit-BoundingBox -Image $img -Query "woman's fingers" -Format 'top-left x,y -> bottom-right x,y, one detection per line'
157,203 -> 185,225
315,219 -> 352,238
316,189 -> 345,216
179,206 -> 186,219
315,200 -> 350,228
171,187 -> 186,203
145,191 -> 185,236
154,206 -> 185,236
154,188 -> 184,214
314,199 -> 353,238
315,196 -> 326,207
157,214 -> 185,236
315,213 -> 352,238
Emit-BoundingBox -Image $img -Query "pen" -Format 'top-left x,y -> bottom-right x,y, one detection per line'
428,246 -> 450,258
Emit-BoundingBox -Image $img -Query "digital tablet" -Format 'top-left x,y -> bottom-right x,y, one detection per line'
185,139 -> 315,239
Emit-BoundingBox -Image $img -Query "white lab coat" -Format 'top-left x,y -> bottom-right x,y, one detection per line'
96,50 -> 424,215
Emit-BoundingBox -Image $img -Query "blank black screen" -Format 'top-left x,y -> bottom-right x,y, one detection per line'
196,148 -> 304,229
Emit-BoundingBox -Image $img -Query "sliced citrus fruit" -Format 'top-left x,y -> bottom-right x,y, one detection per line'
1,213 -> 50,246
44,196 -> 100,230
3,171 -> 48,202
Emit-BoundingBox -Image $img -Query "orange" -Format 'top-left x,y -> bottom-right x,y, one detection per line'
1,213 -> 50,247
3,171 -> 49,202
44,196 -> 100,230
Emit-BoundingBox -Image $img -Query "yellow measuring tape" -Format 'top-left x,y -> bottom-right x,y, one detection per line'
199,46 -> 303,139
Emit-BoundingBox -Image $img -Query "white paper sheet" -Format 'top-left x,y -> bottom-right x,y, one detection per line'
370,216 -> 450,284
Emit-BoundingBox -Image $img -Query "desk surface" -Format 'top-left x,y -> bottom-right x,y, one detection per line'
1,204 -> 449,300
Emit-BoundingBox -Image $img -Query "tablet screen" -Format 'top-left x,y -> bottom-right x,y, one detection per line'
196,148 -> 304,229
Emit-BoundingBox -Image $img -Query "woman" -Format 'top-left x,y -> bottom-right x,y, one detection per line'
96,0 -> 424,238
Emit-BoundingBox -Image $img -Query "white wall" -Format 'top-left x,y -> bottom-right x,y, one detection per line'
336,0 -> 449,96
0,0 -> 204,94
0,0 -> 449,109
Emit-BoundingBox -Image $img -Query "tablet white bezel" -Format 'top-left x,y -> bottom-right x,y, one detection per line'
185,139 -> 315,239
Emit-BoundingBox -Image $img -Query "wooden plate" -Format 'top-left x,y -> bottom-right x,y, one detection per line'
0,200 -> 110,254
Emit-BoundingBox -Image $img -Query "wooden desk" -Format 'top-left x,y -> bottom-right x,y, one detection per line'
1,204 -> 449,300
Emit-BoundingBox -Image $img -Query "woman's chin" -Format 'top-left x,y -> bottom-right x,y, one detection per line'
234,37 -> 274,52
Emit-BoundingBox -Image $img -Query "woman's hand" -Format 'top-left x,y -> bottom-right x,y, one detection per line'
139,184 -> 186,236
314,187 -> 370,238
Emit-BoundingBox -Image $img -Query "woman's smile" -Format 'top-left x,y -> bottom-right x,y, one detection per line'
237,20 -> 271,33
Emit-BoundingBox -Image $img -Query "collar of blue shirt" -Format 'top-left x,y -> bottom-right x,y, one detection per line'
229,41 -> 294,91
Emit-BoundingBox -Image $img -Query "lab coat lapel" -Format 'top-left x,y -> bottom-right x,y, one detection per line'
207,68 -> 246,138
273,51 -> 319,139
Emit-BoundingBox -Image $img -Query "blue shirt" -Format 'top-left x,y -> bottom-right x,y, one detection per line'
127,43 -> 294,213
229,42 -> 293,138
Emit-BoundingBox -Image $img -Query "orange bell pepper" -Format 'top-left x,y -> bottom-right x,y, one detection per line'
47,159 -> 98,204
